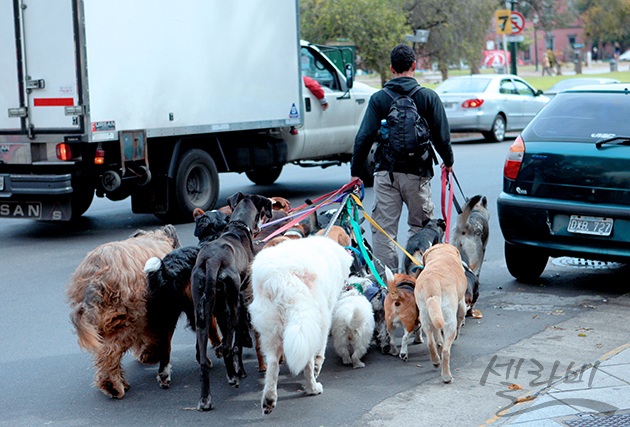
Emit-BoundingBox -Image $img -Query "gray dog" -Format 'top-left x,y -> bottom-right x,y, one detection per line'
451,195 -> 490,278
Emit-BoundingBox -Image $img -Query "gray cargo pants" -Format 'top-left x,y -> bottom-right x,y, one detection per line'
371,171 -> 434,273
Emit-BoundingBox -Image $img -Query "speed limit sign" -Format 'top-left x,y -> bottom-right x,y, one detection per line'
510,11 -> 525,34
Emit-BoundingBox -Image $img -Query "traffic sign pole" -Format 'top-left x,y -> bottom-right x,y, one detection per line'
508,1 -> 519,75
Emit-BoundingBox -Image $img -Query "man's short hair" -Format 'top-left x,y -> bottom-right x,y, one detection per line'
391,44 -> 415,74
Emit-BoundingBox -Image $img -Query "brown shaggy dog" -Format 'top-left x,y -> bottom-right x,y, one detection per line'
66,225 -> 180,399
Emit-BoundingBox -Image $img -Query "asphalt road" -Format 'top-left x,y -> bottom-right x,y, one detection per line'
1,134 -> 628,427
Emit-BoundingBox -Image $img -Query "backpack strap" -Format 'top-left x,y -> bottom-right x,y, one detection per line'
382,87 -> 397,100
383,85 -> 422,101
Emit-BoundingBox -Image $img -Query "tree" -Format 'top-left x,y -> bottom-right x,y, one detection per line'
576,0 -> 630,53
300,0 -> 409,86
405,0 -> 496,80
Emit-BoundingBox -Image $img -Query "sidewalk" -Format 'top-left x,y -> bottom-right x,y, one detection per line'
355,294 -> 630,427
493,344 -> 630,426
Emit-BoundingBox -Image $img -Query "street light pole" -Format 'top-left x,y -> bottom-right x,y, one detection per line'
508,0 -> 518,75
533,14 -> 539,71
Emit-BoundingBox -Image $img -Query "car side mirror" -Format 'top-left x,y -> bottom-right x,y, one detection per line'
345,63 -> 354,89
535,89 -> 543,96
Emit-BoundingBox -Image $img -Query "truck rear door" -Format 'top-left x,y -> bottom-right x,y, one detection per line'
1,0 -> 81,135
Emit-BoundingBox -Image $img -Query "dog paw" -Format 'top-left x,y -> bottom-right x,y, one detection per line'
433,361 -> 441,369
399,352 -> 408,362
258,364 -> 267,373
341,356 -> 352,365
352,361 -> 365,369
442,374 -> 453,384
157,373 -> 171,389
102,380 -> 126,399
197,397 -> 214,411
262,396 -> 276,415
306,382 -> 323,395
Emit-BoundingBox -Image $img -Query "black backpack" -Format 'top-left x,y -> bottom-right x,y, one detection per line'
381,86 -> 434,166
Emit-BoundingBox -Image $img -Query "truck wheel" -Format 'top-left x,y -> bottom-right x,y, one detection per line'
482,115 -> 506,142
358,143 -> 376,188
173,149 -> 219,221
504,242 -> 548,281
246,165 -> 283,185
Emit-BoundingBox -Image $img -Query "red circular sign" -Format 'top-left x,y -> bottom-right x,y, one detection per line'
511,11 -> 525,34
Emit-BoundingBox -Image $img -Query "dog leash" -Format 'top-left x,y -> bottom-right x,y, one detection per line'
261,179 -> 361,243
441,166 -> 454,244
348,194 -> 421,274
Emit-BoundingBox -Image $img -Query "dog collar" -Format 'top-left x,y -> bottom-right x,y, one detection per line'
344,283 -> 364,294
284,228 -> 304,238
229,220 -> 251,233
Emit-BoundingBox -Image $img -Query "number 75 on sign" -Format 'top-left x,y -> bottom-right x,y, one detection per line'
495,9 -> 512,35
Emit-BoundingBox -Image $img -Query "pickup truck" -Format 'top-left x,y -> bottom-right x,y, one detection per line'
0,0 -> 376,222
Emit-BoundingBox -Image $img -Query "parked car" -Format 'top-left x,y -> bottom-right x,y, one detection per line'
497,83 -> 630,281
545,77 -> 620,97
619,50 -> 630,61
435,74 -> 549,142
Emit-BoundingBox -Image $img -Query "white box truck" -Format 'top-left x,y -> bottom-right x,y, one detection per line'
0,0 -> 376,221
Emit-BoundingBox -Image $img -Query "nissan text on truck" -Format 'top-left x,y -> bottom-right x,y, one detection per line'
0,1 -> 376,222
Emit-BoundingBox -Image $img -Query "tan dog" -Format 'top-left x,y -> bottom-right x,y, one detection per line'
415,243 -> 467,383
316,225 -> 350,247
383,269 -> 422,361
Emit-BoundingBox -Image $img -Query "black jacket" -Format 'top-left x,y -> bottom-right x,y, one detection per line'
350,77 -> 453,178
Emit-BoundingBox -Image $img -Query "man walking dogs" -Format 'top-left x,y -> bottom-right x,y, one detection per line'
350,44 -> 454,274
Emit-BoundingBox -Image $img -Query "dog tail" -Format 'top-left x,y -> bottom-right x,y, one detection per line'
70,303 -> 103,351
425,281 -> 445,329
384,267 -> 399,301
283,308 -> 325,376
144,257 -> 162,274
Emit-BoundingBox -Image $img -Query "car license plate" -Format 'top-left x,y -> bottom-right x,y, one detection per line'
567,215 -> 613,236
0,176 -> 4,192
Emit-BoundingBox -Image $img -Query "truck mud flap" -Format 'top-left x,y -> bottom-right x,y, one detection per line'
0,197 -> 72,221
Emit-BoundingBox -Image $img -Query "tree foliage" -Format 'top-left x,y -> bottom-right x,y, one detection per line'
300,0 -> 409,86
575,0 -> 630,49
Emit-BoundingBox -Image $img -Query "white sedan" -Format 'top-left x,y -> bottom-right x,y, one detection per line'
435,74 -> 549,142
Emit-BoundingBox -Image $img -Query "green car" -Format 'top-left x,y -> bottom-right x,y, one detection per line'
497,83 -> 630,281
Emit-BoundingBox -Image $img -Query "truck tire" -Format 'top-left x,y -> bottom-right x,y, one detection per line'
246,165 -> 283,185
482,114 -> 506,142
504,242 -> 548,281
173,149 -> 219,221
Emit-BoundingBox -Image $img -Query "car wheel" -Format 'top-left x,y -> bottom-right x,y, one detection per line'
482,115 -> 506,142
504,242 -> 548,281
246,165 -> 283,185
172,149 -> 219,222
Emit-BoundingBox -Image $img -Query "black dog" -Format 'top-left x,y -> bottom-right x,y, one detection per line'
143,209 -> 229,389
191,192 -> 272,411
403,218 -> 446,277
460,252 -> 480,317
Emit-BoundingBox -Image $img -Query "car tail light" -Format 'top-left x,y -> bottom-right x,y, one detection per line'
56,143 -> 72,161
462,99 -> 484,108
504,135 -> 524,180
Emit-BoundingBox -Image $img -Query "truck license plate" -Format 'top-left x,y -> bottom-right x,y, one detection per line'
567,215 -> 613,236
0,201 -> 42,219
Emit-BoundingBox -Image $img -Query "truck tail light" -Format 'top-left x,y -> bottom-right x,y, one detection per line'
462,99 -> 484,108
504,135 -> 525,180
56,143 -> 72,161
94,149 -> 105,165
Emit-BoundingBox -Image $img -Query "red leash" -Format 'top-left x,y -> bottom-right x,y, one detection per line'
441,166 -> 454,243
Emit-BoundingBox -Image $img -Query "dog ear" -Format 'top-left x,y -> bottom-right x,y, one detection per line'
193,208 -> 205,219
436,218 -> 446,231
481,195 -> 488,208
227,192 -> 244,210
261,198 -> 274,220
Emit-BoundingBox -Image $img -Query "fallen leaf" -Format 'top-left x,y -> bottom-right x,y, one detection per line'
532,314 -> 540,319
578,333 -> 587,337
472,310 -> 483,319
515,395 -> 535,404
577,327 -> 593,332
509,384 -> 522,390
548,325 -> 565,330
416,364 -> 422,367
183,407 -> 197,411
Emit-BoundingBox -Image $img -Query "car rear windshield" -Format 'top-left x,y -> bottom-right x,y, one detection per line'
436,78 -> 491,94
523,91 -> 630,142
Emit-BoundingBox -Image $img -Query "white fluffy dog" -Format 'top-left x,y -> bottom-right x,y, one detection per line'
249,236 -> 353,415
331,280 -> 375,369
